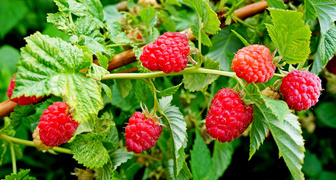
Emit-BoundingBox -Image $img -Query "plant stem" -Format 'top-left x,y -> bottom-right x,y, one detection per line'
0,134 -> 72,155
10,143 -> 17,174
134,153 -> 161,161
106,44 -> 125,48
149,80 -> 159,117
198,17 -> 203,66
102,67 -> 236,80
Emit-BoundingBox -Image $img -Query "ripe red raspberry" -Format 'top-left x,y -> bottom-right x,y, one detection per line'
125,112 -> 162,153
280,70 -> 322,111
139,32 -> 190,73
7,73 -> 43,105
231,44 -> 276,83
38,102 -> 79,147
206,88 -> 254,143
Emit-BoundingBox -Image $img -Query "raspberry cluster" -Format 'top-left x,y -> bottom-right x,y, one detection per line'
206,88 -> 254,142
125,112 -> 162,153
140,32 -> 190,73
231,45 -> 276,83
36,102 -> 79,147
280,70 -> 322,111
7,73 -> 43,105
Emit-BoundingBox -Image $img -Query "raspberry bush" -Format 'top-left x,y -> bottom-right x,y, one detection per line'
0,0 -> 335,179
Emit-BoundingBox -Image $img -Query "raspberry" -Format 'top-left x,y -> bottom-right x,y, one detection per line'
125,112 -> 162,153
139,32 -> 190,73
280,70 -> 322,111
7,73 -> 43,105
205,88 -> 254,143
32,127 -> 52,151
38,102 -> 79,147
261,87 -> 281,100
231,44 -> 276,83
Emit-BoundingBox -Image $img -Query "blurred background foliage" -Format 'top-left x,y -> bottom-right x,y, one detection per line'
0,0 -> 336,179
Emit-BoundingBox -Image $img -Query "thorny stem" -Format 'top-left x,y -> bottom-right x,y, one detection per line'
10,143 -> 17,174
0,134 -> 72,154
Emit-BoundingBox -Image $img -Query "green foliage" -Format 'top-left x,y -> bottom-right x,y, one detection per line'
159,96 -> 187,177
311,25 -> 336,74
212,141 -> 234,179
266,9 -> 311,64
184,0 -> 221,46
13,32 -> 103,123
183,58 -> 220,92
4,169 -> 36,180
70,132 -> 110,168
190,130 -> 214,180
0,0 -> 28,38
315,101 -> 336,128
266,0 -> 286,9
206,25 -> 244,71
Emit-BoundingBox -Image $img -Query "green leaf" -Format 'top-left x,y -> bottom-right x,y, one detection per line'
206,25 -> 244,71
102,83 -> 112,101
266,0 -> 286,10
212,141 -> 234,179
302,151 -> 322,177
13,32 -> 103,123
201,0 -> 221,35
269,113 -> 305,180
111,83 -> 139,112
134,80 -> 154,110
116,79 -> 133,99
70,133 -> 110,168
315,101 -> 336,128
4,169 -> 36,180
168,160 -> 192,180
95,161 -> 113,180
0,0 -> 28,38
104,5 -> 122,22
305,0 -> 336,34
71,16 -> 112,65
159,96 -> 187,176
9,105 -> 34,130
139,6 -> 158,27
190,130 -> 214,180
54,0 -> 104,22
266,9 -> 311,64
87,64 -> 109,81
183,58 -> 220,92
110,149 -> 133,170
158,83 -> 182,97
249,104 -> 271,159
231,29 -> 250,46
311,25 -> 336,74
47,12 -> 69,31
191,23 -> 212,47
182,0 -> 203,19
260,94 -> 289,122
